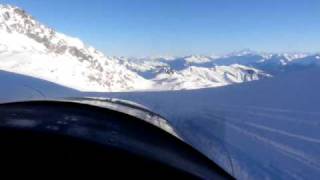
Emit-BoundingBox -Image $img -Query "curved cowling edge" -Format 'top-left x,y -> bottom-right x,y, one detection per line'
0,99 -> 233,179
65,97 -> 182,139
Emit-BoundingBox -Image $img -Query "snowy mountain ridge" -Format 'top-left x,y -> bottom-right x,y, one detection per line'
0,4 -> 272,91
151,64 -> 270,90
0,4 -> 152,92
125,50 -> 319,74
0,4 -> 318,92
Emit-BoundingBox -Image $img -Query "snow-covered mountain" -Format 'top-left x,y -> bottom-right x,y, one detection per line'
120,56 -> 271,90
0,4 -> 151,92
210,50 -> 318,71
1,4 -> 318,92
151,65 -> 270,90
120,50 -> 318,90
0,5 -> 270,92
0,5 -> 320,179
122,50 -> 319,80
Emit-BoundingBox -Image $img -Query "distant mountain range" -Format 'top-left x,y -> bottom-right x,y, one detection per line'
0,4 -> 319,92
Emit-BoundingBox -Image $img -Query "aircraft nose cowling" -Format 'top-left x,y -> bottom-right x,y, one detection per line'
0,100 -> 233,179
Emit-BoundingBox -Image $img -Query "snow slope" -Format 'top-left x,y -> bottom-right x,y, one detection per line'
92,67 -> 320,180
1,4 -> 320,179
0,70 -> 80,102
121,56 -> 271,90
152,64 -> 270,90
121,50 -> 320,91
125,50 -> 319,75
0,5 -> 273,92
1,4 -> 319,92
0,4 -> 151,92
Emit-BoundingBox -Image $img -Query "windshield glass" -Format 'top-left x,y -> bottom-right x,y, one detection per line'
0,0 -> 319,179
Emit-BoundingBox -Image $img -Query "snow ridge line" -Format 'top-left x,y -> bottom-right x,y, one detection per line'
245,122 -> 320,144
210,106 -> 320,126
204,111 -> 320,171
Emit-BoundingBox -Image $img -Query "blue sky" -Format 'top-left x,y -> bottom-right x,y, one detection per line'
1,0 -> 320,56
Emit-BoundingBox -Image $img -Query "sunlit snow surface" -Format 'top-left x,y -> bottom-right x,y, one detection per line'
93,68 -> 320,180
0,68 -> 320,179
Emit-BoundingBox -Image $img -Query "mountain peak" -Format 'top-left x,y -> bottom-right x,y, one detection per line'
0,4 -> 35,30
226,49 -> 258,57
184,55 -> 213,63
0,4 -> 18,11
0,4 -> 152,92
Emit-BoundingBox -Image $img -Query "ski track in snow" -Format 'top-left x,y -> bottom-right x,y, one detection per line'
189,105 -> 320,179
245,122 -> 320,144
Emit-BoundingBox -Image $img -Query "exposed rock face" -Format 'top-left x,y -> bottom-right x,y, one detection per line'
0,4 -> 151,92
